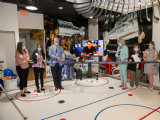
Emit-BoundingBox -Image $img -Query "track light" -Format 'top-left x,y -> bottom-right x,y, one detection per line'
26,0 -> 38,10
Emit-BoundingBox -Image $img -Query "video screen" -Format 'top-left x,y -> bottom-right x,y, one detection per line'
75,40 -> 104,57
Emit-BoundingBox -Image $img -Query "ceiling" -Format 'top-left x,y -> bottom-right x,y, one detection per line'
1,0 -> 85,18
1,0 -> 159,18
69,0 -> 159,13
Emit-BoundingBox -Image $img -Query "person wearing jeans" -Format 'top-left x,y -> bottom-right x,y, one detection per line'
32,44 -> 46,92
128,43 -> 143,90
49,38 -> 65,91
115,38 -> 129,90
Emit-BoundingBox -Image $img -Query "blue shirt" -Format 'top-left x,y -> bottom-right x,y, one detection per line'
48,45 -> 65,67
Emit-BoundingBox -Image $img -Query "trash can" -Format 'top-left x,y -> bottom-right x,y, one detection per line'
2,78 -> 18,91
76,69 -> 82,80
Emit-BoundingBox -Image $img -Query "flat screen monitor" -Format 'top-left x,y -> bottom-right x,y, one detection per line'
75,40 -> 104,57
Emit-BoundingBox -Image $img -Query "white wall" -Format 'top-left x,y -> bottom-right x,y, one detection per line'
0,32 -> 16,74
0,2 -> 1,29
88,19 -> 99,73
152,6 -> 160,87
0,2 -> 19,45
18,11 -> 44,30
0,2 -> 19,73
0,2 -> 44,75
0,2 -> 44,43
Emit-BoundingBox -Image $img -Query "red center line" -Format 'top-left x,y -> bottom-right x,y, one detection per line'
139,107 -> 160,120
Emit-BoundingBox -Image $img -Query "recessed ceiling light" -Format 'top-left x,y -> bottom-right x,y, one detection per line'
59,7 -> 63,10
138,3 -> 142,4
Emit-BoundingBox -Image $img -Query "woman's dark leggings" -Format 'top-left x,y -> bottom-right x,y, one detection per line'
16,66 -> 29,90
33,67 -> 44,89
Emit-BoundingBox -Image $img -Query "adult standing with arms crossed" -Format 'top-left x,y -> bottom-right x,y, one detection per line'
143,41 -> 158,92
15,42 -> 31,97
49,38 -> 65,91
115,38 -> 129,90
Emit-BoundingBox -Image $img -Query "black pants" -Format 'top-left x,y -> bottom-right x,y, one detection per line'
51,63 -> 62,88
16,66 -> 29,90
33,67 -> 44,89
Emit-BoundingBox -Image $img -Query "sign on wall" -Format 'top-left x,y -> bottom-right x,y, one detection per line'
21,10 -> 28,16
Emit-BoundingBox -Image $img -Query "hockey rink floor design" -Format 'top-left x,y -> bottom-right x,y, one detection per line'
0,77 -> 160,120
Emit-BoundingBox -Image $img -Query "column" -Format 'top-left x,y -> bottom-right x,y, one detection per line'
152,5 -> 160,87
88,18 -> 99,73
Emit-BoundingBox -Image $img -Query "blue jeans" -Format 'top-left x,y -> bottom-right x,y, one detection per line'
118,64 -> 127,83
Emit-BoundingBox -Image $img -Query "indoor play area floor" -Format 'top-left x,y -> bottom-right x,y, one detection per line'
0,77 -> 160,120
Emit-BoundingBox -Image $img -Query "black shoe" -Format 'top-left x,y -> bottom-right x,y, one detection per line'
37,90 -> 41,93
21,94 -> 26,97
41,88 -> 45,91
24,91 -> 31,94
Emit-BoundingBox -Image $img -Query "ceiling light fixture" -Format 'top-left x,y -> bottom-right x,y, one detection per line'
26,0 -> 38,10
59,7 -> 63,10
89,16 -> 93,19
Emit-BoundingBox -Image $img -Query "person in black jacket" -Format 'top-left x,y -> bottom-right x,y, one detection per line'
128,43 -> 143,90
81,41 -> 99,56
32,44 -> 46,92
